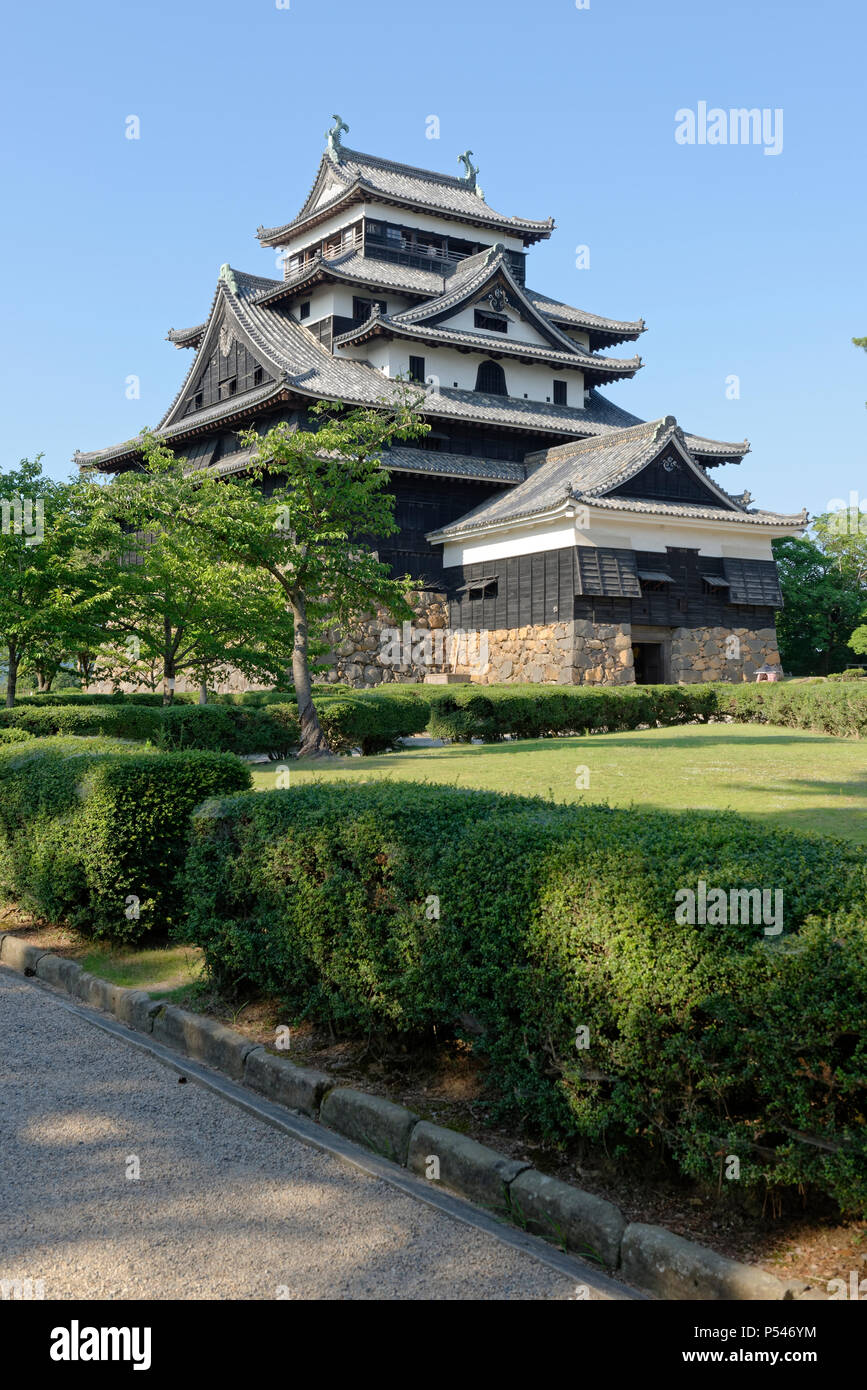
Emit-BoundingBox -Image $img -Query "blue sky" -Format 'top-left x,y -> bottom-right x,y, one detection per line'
1,0 -> 863,518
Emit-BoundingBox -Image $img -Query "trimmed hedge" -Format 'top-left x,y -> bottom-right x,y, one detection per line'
0,694 -> 423,755
313,692 -> 428,753
0,704 -> 165,741
0,737 -> 251,941
12,691 -> 193,706
180,782 -> 867,1214
715,682 -> 867,738
423,684 -> 718,742
0,702 -> 301,756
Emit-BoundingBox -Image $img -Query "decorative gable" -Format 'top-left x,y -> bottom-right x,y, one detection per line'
610,447 -> 734,509
178,306 -> 274,419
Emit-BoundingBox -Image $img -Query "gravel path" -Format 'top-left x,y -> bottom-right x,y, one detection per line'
0,969 -> 601,1301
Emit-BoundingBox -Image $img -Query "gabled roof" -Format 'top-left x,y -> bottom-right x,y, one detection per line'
256,147 -> 554,248
254,244 -> 645,352
331,246 -> 641,383
427,417 -> 805,540
75,270 -> 748,471
334,313 -> 641,383
394,246 -> 577,343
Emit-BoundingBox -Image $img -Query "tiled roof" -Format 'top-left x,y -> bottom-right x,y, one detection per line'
254,251 -> 643,353
526,289 -> 644,348
167,322 -> 208,349
75,268 -> 748,469
381,446 -> 525,483
427,418 -> 804,540
256,148 -> 554,247
255,251 -> 444,305
333,313 -> 641,380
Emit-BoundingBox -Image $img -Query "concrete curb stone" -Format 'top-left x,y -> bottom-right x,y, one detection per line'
509,1168 -> 626,1271
36,954 -> 84,991
243,1048 -> 333,1118
0,935 -> 51,973
114,989 -> 162,1033
620,1223 -> 788,1301
72,971 -> 123,1014
408,1120 -> 531,1211
152,1003 -> 261,1081
320,1088 -> 418,1165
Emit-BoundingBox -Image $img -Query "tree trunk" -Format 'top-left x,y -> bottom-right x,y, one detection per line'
163,618 -> 175,706
77,652 -> 95,689
36,670 -> 53,693
6,642 -> 19,708
198,680 -> 208,705
291,594 -> 331,757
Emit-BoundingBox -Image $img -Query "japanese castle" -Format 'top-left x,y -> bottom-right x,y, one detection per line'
77,119 -> 805,686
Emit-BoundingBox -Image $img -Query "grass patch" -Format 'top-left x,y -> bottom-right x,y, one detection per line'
251,723 -> 867,844
77,942 -> 204,995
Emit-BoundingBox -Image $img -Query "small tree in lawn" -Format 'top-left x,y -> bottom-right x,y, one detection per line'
238,392 -> 428,755
128,390 -> 428,754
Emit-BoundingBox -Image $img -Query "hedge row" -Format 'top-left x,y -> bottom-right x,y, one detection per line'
0,693 -> 426,755
413,681 -> 867,743
179,782 -> 867,1215
714,682 -> 867,737
12,691 -> 194,706
423,684 -> 719,741
0,703 -> 300,755
0,737 -> 251,941
12,679 -> 867,747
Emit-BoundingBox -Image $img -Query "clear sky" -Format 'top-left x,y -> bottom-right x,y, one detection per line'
1,0 -> 863,518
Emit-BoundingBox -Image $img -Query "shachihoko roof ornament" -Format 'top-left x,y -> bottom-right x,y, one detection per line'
457,150 -> 483,200
325,115 -> 349,165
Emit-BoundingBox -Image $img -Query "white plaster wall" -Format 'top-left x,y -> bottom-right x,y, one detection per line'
440,507 -> 796,567
445,304 -> 552,347
335,340 -> 582,404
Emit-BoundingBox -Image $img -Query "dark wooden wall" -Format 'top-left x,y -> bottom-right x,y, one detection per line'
611,454 -> 729,507
183,337 -> 272,416
375,475 -> 509,586
449,545 -> 780,631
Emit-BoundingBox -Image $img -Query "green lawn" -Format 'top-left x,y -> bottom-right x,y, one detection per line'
252,723 -> 867,844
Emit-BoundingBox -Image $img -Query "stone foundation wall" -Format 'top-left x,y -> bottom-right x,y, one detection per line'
89,608 -> 783,695
573,619 -> 635,685
322,590 -> 451,685
670,626 -> 781,684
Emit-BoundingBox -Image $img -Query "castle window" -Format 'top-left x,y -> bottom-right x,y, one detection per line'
253,367 -> 263,387
475,360 -> 507,395
638,569 -> 675,593
219,378 -> 237,400
553,379 -> 568,405
475,309 -> 508,333
409,355 -> 425,384
194,392 -> 203,411
459,576 -> 498,602
299,301 -> 310,320
353,296 -> 388,322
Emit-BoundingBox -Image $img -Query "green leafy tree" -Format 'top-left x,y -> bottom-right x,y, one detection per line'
0,459 -> 113,706
93,435 -> 298,704
113,391 -> 427,753
774,514 -> 867,674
